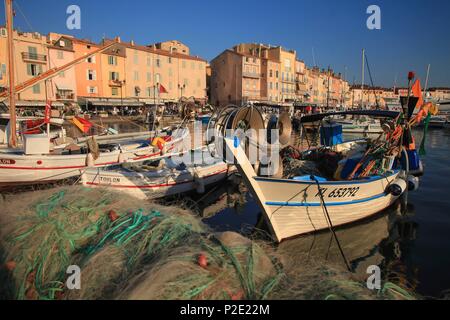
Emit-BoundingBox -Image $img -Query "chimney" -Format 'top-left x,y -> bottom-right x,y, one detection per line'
130,40 -> 135,46
115,36 -> 121,43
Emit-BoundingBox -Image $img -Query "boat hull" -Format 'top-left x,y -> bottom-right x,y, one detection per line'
0,130 -> 188,186
81,163 -> 232,200
224,137 -> 402,242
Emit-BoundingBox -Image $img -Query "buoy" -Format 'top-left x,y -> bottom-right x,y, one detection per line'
108,210 -> 119,222
407,175 -> 419,191
5,260 -> 16,271
86,153 -> 95,167
388,178 -> 407,196
197,253 -> 208,269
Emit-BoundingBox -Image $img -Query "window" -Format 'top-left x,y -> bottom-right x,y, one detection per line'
87,70 -> 96,80
111,87 -> 118,96
57,50 -> 64,59
28,46 -> 37,55
32,84 -> 40,94
146,87 -> 152,97
0,28 -> 6,37
269,70 -> 273,77
87,86 -> 97,94
276,71 -> 279,78
147,56 -> 151,67
155,73 -> 161,84
108,55 -> 117,66
109,71 -> 119,81
133,53 -> 139,65
133,71 -> 139,81
146,72 -> 151,82
156,58 -> 161,68
27,63 -> 42,76
276,82 -> 279,90
87,56 -> 95,63
269,82 -> 273,90
168,57 -> 172,64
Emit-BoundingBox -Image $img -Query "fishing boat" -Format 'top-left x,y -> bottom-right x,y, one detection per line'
335,117 -> 383,134
0,127 -> 188,187
207,104 -> 423,242
81,148 -> 235,200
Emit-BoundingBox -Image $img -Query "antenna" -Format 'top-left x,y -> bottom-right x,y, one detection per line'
312,47 -> 317,67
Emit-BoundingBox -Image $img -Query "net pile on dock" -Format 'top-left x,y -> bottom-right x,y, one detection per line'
0,187 -> 418,300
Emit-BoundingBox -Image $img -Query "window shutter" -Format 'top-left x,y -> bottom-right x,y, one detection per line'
27,64 -> 32,76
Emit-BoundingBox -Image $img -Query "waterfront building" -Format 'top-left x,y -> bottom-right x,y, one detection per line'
0,28 -> 65,109
210,43 -> 350,108
46,33 -> 77,107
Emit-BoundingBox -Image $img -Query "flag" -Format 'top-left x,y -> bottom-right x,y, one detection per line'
159,84 -> 168,94
411,79 -> 423,110
44,101 -> 52,124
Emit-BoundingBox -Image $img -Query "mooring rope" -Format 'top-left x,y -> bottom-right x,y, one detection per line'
312,176 -> 352,272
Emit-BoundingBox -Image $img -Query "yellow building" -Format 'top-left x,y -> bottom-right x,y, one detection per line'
0,28 -> 63,108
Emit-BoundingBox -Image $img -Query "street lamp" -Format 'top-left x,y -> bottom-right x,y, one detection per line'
178,83 -> 186,98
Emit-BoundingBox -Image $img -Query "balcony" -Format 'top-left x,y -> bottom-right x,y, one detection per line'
22,52 -> 47,63
242,72 -> 261,79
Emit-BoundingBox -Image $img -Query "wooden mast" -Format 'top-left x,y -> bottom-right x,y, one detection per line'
5,0 -> 17,148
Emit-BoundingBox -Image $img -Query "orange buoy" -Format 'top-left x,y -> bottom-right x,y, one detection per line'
5,260 -> 16,271
108,210 -> 119,222
197,253 -> 208,269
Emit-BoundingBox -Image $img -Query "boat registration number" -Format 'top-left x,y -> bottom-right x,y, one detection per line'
0,159 -> 16,165
99,176 -> 121,183
316,187 -> 360,198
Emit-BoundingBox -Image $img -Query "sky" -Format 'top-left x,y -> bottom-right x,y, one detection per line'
1,0 -> 449,88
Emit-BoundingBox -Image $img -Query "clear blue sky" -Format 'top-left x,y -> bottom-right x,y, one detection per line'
1,0 -> 449,87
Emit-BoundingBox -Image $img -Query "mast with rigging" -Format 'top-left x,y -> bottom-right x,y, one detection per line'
5,0 -> 17,148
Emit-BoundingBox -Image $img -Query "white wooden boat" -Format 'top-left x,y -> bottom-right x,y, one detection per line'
81,149 -> 234,200
225,137 -> 405,242
0,128 -> 189,187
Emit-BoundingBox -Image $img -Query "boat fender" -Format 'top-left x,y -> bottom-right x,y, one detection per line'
407,175 -> 419,191
387,178 -> 407,196
194,171 -> 205,194
86,153 -> 95,167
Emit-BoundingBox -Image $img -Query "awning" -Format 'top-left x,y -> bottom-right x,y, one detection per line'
56,84 -> 74,91
299,110 -> 400,123
78,98 -> 144,107
1,100 -> 65,108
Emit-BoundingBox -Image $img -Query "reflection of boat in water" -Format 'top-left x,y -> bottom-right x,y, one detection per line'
277,208 -> 392,275
277,201 -> 419,283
